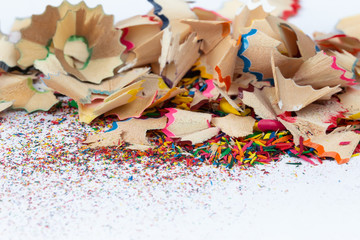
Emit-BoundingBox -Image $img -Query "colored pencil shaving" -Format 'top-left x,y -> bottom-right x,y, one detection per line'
1,0 -> 360,168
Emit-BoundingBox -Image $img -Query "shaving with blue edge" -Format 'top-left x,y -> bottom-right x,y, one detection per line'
0,0 -> 360,167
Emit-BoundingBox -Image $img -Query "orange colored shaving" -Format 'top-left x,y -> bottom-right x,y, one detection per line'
215,65 -> 231,91
303,139 -> 349,164
221,22 -> 231,37
271,135 -> 293,145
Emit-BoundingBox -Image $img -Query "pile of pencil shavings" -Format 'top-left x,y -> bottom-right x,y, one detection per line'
1,0 -> 360,168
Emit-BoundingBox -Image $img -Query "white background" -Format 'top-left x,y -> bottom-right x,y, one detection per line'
1,1 -> 360,240
0,0 -> 359,36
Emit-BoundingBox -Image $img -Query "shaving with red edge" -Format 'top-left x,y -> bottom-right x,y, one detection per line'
1,0 -> 360,170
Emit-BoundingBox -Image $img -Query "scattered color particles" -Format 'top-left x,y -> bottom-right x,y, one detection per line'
0,97 -> 340,172
1,0 -> 360,170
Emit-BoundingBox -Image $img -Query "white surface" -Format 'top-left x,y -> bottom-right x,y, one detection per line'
290,0 -> 360,35
1,1 -> 360,240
